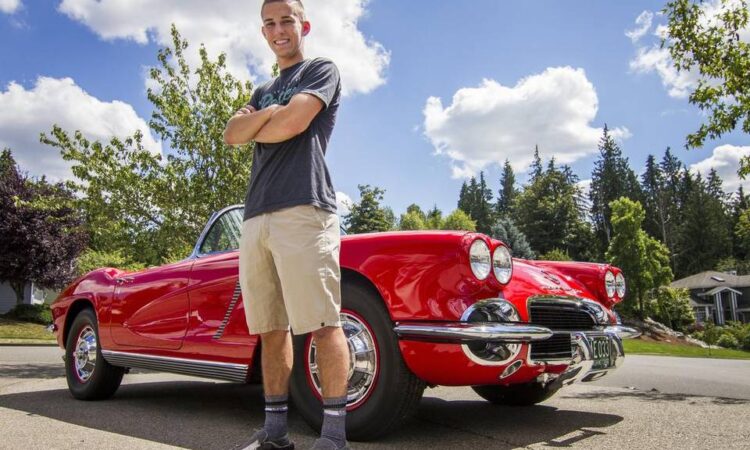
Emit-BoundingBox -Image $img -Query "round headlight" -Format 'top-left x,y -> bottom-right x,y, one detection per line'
469,239 -> 491,280
605,270 -> 616,298
492,246 -> 513,284
615,272 -> 626,298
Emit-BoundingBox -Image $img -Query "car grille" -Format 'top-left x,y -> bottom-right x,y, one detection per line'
530,333 -> 573,360
528,302 -> 596,331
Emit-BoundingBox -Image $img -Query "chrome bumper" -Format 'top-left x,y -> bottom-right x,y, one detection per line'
537,326 -> 640,387
393,321 -> 554,343
393,321 -> 639,344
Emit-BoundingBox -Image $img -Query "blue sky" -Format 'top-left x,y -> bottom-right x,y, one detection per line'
1,0 -> 748,219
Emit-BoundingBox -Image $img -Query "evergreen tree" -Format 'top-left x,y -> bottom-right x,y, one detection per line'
674,172 -> 732,277
514,160 -> 592,259
489,217 -> 534,259
344,185 -> 393,234
731,186 -> 749,260
589,125 -> 642,256
457,181 -> 470,214
529,146 -> 543,182
425,205 -> 444,229
475,172 -> 495,234
497,159 -> 517,217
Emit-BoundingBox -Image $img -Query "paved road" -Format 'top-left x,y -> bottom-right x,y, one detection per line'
0,347 -> 748,449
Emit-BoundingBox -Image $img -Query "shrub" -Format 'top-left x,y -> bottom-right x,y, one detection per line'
743,334 -> 750,352
5,304 -> 53,324
646,287 -> 695,332
716,333 -> 740,350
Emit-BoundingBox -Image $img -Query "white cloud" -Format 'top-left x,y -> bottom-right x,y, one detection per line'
0,77 -> 162,181
690,144 -> 750,193
422,67 -> 630,178
336,191 -> 353,217
625,10 -> 653,43
57,0 -> 390,96
0,0 -> 20,14
627,2 -> 749,98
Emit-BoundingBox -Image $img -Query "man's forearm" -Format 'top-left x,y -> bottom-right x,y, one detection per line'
253,104 -> 310,144
224,106 -> 277,145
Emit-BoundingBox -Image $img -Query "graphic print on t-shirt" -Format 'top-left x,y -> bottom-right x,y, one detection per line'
259,84 -> 299,109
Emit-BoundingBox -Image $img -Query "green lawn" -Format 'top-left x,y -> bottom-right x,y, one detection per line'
0,317 -> 57,344
624,339 -> 750,360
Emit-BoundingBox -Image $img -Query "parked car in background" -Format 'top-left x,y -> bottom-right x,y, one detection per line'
51,204 -> 638,440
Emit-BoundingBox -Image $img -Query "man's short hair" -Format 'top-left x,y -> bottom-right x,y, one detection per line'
262,0 -> 306,22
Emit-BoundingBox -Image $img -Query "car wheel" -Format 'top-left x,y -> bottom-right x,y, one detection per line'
290,282 -> 426,441
472,382 -> 560,406
65,308 -> 124,400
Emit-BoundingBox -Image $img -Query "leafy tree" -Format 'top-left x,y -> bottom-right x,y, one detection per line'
590,125 -> 642,255
496,159 -> 518,217
0,150 -> 88,304
647,286 -> 695,332
425,205 -> 444,229
489,217 -> 534,259
715,256 -> 750,275
405,203 -> 427,222
736,207 -> 750,260
538,249 -> 572,261
399,211 -> 427,230
730,186 -> 749,260
606,197 -> 673,319
344,184 -> 393,233
41,25 -> 254,266
76,249 -> 146,277
664,0 -> 750,176
442,209 -> 476,231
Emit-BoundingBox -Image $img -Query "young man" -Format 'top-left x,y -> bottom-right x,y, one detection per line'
224,1 -> 349,449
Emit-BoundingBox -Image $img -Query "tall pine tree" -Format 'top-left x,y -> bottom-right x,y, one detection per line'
589,125 -> 642,257
497,159 -> 517,218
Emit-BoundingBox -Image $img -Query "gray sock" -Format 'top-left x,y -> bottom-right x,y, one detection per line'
264,394 -> 289,440
321,396 -> 348,448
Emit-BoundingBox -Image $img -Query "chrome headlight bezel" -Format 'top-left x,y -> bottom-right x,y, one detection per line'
605,270 -> 616,298
615,272 -> 626,298
469,239 -> 491,280
492,245 -> 513,284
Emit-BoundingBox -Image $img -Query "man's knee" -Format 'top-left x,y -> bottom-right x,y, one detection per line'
311,325 -> 343,341
261,329 -> 291,347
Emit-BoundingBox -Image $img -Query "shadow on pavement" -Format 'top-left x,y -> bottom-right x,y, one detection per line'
0,381 -> 623,449
566,389 -> 750,406
0,364 -> 64,379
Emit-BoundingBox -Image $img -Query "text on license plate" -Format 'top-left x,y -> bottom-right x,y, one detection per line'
592,337 -> 613,369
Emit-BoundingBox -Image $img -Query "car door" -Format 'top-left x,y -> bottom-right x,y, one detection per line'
184,206 -> 256,363
110,259 -> 192,350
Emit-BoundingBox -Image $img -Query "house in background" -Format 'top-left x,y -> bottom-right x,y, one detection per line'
671,271 -> 750,325
0,282 -> 54,314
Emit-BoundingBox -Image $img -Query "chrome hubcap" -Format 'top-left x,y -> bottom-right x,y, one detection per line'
307,312 -> 378,407
74,326 -> 97,382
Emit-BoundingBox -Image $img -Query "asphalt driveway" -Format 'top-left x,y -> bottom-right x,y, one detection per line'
0,347 -> 748,449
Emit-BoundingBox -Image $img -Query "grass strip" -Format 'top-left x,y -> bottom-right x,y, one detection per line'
0,317 -> 56,341
624,338 -> 750,360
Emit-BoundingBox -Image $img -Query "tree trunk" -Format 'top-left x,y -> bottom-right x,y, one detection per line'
10,281 -> 25,306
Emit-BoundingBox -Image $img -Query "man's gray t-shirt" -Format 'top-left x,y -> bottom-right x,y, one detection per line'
243,57 -> 341,221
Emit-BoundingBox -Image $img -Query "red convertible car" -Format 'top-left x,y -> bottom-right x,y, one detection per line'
51,204 -> 638,440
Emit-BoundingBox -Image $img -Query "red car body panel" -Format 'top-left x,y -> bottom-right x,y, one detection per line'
51,228 -> 624,386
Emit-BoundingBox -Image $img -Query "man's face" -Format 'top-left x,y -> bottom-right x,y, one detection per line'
261,2 -> 309,60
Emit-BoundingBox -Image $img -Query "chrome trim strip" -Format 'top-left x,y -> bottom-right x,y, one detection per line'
101,350 -> 249,383
603,325 -> 641,339
393,321 -> 553,343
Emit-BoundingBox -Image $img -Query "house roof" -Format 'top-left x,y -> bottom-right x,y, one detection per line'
671,271 -> 750,290
700,286 -> 743,297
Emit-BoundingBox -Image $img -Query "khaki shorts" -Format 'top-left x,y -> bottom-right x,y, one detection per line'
239,204 -> 342,335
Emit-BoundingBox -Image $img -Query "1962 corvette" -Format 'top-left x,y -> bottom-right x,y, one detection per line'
50,204 -> 639,440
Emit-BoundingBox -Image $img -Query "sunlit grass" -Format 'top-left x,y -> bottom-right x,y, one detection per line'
624,339 -> 750,360
0,317 -> 56,342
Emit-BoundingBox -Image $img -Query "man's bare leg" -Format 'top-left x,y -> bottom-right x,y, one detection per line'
312,326 -> 350,448
257,329 -> 293,444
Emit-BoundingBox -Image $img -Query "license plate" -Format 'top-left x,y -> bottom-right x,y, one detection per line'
591,337 -> 613,370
